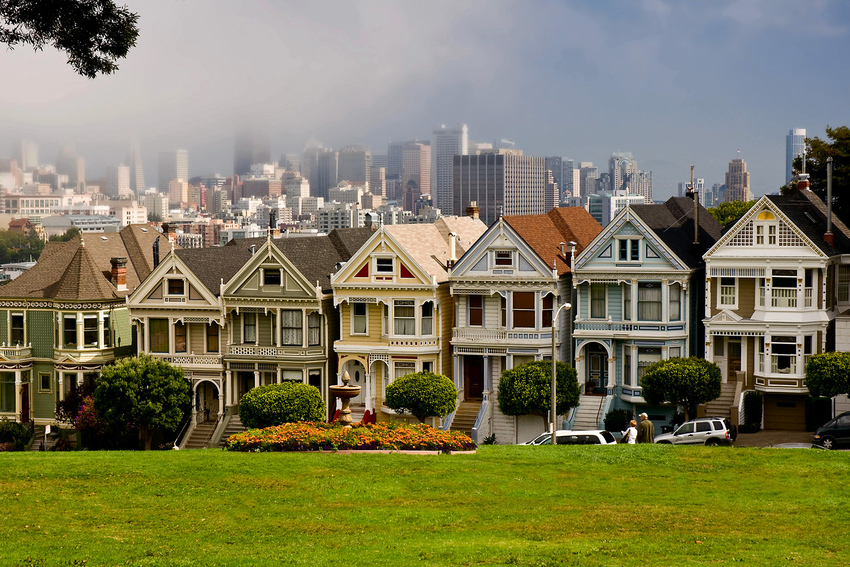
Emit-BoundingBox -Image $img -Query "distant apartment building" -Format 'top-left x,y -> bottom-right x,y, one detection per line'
168,179 -> 189,207
284,174 -> 310,199
107,200 -> 148,226
586,190 -> 646,226
369,166 -> 386,198
609,152 -> 652,201
315,202 -> 366,233
725,158 -> 751,202
143,191 -> 169,220
432,124 -> 468,214
452,149 -> 547,225
241,177 -> 282,199
579,162 -> 598,197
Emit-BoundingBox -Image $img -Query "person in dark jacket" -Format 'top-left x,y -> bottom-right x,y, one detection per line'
637,412 -> 655,443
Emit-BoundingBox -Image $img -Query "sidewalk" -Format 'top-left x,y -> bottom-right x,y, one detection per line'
734,429 -> 813,448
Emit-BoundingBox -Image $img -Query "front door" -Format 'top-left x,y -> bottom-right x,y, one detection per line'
464,356 -> 484,400
20,383 -> 29,423
728,339 -> 742,382
587,344 -> 607,394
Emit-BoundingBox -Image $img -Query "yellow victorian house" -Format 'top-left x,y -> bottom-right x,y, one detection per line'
331,215 -> 487,424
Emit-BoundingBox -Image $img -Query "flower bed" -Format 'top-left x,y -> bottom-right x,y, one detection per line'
224,421 -> 477,453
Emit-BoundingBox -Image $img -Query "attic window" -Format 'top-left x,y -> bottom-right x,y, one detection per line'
376,258 -> 394,273
495,250 -> 513,266
264,269 -> 281,286
168,279 -> 185,295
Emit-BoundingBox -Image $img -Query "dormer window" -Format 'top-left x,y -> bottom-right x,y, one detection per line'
168,279 -> 185,295
376,258 -> 394,274
618,238 -> 640,262
755,211 -> 777,245
263,268 -> 281,286
495,250 -> 513,266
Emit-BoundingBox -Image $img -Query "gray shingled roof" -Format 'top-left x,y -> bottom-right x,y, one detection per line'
767,190 -> 850,255
174,246 -> 253,296
630,197 -> 722,268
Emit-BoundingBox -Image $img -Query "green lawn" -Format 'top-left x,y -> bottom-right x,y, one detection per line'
1,445 -> 847,566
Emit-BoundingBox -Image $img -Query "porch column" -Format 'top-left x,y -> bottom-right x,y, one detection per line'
482,355 -> 491,399
143,317 -> 150,353
276,367 -> 282,384
14,370 -> 22,421
225,370 -> 232,406
169,318 -> 176,355
58,371 -> 65,402
217,378 -> 224,417
190,382 -> 198,427
606,357 -> 615,390
275,308 -> 281,347
253,370 -> 260,389
98,313 -> 105,349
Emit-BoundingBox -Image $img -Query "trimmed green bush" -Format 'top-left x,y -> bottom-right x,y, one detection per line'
604,409 -> 631,432
239,382 -> 325,429
0,418 -> 31,451
497,361 -> 581,430
743,391 -> 763,429
640,357 -> 722,420
385,371 -> 457,423
805,352 -> 850,398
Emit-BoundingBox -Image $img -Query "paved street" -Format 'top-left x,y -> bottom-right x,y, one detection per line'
734,429 -> 814,448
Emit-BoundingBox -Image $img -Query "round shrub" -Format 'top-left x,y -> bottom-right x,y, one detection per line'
385,371 -> 457,423
239,382 -> 325,429
0,418 -> 31,451
604,408 -> 631,432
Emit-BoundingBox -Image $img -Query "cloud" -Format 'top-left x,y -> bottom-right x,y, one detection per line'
722,0 -> 846,36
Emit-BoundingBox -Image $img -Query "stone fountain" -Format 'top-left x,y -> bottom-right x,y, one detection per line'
328,371 -> 361,427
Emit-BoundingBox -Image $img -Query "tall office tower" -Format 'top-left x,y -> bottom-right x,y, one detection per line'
371,154 -> 388,169
338,145 -> 371,184
452,149 -> 546,225
158,149 -> 188,193
301,146 -> 322,194
544,169 -> 558,213
284,175 -> 310,199
432,124 -> 468,215
234,128 -> 271,177
56,145 -> 82,190
75,157 -> 86,192
725,158 -> 751,202
128,139 -> 145,194
387,141 -> 405,180
18,139 -> 38,171
400,142 -> 431,211
579,162 -> 598,197
609,152 -> 652,200
280,153 -> 300,172
545,156 -> 563,189
168,179 -> 189,207
314,149 -> 339,200
786,128 -> 806,184
369,165 -> 386,197
106,165 -> 132,197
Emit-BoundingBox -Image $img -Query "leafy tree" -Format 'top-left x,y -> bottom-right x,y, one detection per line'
385,371 -> 457,423
497,361 -> 581,430
0,229 -> 45,263
93,355 -> 192,450
239,382 -> 325,429
0,0 -> 140,78
640,357 -> 721,420
49,227 -> 81,242
707,200 -> 757,228
805,352 -> 850,399
147,212 -> 163,223
785,126 -> 850,225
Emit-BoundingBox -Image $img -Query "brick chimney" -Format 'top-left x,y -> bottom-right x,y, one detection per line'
110,257 -> 128,291
466,201 -> 480,220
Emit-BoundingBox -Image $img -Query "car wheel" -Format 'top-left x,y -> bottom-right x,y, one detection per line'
705,438 -> 720,446
821,436 -> 835,450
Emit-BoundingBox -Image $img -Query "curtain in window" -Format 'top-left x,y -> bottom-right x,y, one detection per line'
352,304 -> 367,334
513,292 -> 535,328
149,318 -> 169,353
281,310 -> 302,346
244,313 -> 257,343
308,312 -> 321,346
590,284 -> 606,319
175,322 -> 187,353
421,302 -> 433,335
669,283 -> 681,321
638,282 -> 662,321
394,301 -> 415,335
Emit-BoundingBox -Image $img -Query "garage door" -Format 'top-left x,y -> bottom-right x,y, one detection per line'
763,394 -> 806,430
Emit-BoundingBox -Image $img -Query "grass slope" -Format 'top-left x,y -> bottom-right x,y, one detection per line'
1,445 -> 847,566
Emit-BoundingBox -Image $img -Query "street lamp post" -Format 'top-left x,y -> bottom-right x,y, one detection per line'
551,302 -> 572,443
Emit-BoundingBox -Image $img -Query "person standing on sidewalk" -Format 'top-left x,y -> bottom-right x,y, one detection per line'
637,412 -> 655,444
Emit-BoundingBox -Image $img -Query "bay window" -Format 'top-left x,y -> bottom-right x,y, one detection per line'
281,310 -> 302,346
394,300 -> 416,335
63,315 -> 77,348
669,283 -> 681,321
149,318 -> 168,353
84,315 -> 98,347
352,303 -> 367,334
308,312 -> 321,346
468,295 -> 483,326
175,322 -> 187,353
590,284 -> 606,319
638,282 -> 662,321
421,302 -> 433,335
512,292 -> 535,328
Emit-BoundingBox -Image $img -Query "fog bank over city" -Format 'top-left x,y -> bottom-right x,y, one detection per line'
2,0 -> 849,196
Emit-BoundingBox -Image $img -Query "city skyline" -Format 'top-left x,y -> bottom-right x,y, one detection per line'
1,1 -> 849,200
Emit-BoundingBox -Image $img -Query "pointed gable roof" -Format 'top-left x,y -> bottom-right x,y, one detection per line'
503,207 -> 602,275
47,242 -> 117,301
767,189 -> 850,255
630,197 -> 722,268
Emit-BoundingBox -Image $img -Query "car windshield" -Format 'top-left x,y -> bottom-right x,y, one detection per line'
529,433 -> 551,445
601,431 -> 616,443
676,423 -> 694,435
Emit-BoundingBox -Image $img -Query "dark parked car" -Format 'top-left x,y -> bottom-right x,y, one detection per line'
812,411 -> 850,450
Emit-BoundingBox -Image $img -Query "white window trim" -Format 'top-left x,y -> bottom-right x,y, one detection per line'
615,237 -> 641,263
467,295 -> 484,327
374,256 -> 395,275
351,303 -> 368,336
165,277 -> 187,297
717,277 -> 738,310
493,250 -> 514,267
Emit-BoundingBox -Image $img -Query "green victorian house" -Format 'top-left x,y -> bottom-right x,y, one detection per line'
0,225 -> 170,427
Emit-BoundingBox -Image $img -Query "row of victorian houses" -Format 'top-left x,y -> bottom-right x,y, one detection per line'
2,188 -> 849,445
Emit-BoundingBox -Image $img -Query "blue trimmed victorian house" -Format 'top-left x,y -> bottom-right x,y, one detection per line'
571,197 -> 721,428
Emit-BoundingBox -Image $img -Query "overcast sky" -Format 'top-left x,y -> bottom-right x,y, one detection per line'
2,0 -> 849,199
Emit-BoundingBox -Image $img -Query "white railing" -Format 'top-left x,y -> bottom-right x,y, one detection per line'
154,354 -> 223,367
53,347 -> 114,362
452,328 -> 556,342
771,288 -> 797,308
226,344 -> 316,357
804,288 -> 813,307
0,346 -> 32,359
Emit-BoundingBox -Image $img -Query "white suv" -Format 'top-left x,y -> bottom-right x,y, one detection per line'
522,430 -> 617,446
654,417 -> 736,446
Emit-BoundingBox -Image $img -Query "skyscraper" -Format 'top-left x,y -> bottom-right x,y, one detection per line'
452,149 -> 546,225
725,158 -> 751,202
786,128 -> 806,184
608,152 -> 652,201
432,124 -> 468,214
128,139 -> 145,194
315,149 -> 339,200
400,142 -> 431,212
106,165 -> 132,197
338,145 -> 371,184
158,149 -> 188,193
234,128 -> 271,177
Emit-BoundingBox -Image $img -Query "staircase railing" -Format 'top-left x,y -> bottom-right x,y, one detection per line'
439,408 -> 456,431
596,396 -> 611,429
470,401 -> 488,444
172,418 -> 191,450
203,414 -> 223,449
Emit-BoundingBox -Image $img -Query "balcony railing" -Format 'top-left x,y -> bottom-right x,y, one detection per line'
0,345 -> 32,360
225,344 -> 321,357
771,288 -> 797,308
804,287 -> 813,307
152,353 -> 223,369
452,327 -> 555,343
573,321 -> 685,333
